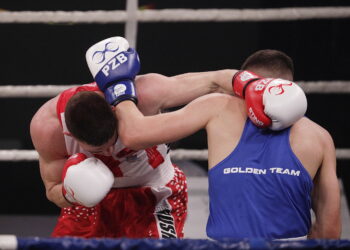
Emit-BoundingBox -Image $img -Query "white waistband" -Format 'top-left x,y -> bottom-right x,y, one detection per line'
208,235 -> 308,242
274,235 -> 307,241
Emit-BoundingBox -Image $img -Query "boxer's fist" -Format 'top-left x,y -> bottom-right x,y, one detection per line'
62,153 -> 114,207
232,70 -> 307,130
86,36 -> 140,106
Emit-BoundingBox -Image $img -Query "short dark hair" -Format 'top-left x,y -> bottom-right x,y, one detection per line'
65,91 -> 117,146
241,49 -> 294,78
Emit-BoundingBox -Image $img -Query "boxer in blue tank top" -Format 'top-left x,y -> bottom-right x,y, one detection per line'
102,49 -> 341,239
207,119 -> 313,240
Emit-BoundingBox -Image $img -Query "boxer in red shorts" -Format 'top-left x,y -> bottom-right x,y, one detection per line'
49,84 -> 187,238
30,36 -> 241,238
30,36 -> 306,238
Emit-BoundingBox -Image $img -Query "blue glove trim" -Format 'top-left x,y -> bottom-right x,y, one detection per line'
104,79 -> 138,106
95,48 -> 140,92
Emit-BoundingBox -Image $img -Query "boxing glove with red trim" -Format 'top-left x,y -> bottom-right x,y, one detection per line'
62,153 -> 114,207
232,70 -> 307,130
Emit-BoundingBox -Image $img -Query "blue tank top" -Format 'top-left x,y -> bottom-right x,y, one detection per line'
207,119 -> 313,240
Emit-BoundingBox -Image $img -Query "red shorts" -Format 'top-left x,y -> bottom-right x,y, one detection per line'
52,165 -> 187,238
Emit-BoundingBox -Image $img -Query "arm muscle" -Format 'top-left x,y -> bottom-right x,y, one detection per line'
136,70 -> 237,114
30,98 -> 71,207
309,131 -> 341,239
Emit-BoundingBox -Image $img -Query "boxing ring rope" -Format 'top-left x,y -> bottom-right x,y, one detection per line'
1,81 -> 350,97
1,7 -> 350,23
0,81 -> 350,161
1,148 -> 350,161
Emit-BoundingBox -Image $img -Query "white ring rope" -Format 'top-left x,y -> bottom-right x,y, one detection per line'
1,82 -> 348,161
0,235 -> 17,250
1,149 -> 350,161
0,81 -> 349,98
0,7 -> 350,24
1,6 -> 349,162
0,85 -> 78,98
298,81 -> 350,94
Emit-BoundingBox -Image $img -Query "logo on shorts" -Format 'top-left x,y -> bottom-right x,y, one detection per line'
92,42 -> 120,64
155,209 -> 177,238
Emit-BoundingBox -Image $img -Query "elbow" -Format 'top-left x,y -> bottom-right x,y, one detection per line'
310,220 -> 341,239
46,189 -> 61,207
118,120 -> 154,150
326,213 -> 342,239
46,185 -> 68,208
46,189 -> 53,203
323,228 -> 341,239
327,222 -> 342,239
119,132 -> 146,150
45,186 -> 56,204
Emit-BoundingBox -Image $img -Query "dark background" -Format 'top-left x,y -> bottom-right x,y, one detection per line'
0,1 -> 349,215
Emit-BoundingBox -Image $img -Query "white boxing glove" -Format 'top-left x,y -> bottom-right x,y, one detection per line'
233,70 -> 307,131
62,153 -> 114,207
86,36 -> 130,78
263,79 -> 307,130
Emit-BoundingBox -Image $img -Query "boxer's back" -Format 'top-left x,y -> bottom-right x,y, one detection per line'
207,118 -> 313,240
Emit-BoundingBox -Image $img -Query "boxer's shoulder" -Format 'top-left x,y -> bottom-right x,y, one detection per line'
291,117 -> 331,142
290,117 -> 333,178
30,96 -> 67,158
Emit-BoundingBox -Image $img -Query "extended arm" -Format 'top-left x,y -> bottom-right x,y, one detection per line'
309,132 -> 341,239
114,94 -> 228,150
85,35 -> 237,114
85,37 -> 307,131
135,70 -> 236,113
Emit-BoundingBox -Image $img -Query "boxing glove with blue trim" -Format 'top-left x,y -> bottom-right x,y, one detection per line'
86,36 -> 140,106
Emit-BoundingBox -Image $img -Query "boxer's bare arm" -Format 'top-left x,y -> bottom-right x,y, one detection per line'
115,93 -> 234,150
30,97 -> 71,208
135,70 -> 236,115
309,129 -> 341,239
171,70 -> 236,94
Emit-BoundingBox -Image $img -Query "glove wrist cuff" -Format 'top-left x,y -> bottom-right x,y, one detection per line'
111,96 -> 138,106
232,70 -> 260,98
62,186 -> 79,207
104,80 -> 138,106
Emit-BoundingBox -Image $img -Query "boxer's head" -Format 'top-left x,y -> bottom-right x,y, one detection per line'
65,91 -> 117,155
241,49 -> 294,81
